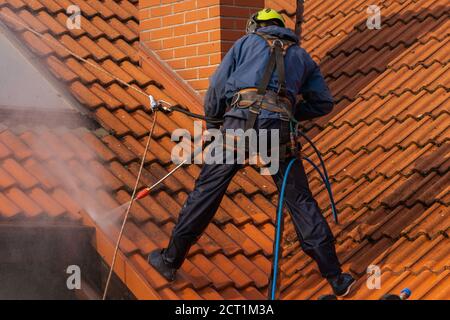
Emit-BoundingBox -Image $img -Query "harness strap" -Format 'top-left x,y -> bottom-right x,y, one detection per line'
244,33 -> 296,132
245,44 -> 278,131
274,42 -> 286,97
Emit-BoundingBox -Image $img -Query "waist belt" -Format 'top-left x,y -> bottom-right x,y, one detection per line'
232,88 -> 293,122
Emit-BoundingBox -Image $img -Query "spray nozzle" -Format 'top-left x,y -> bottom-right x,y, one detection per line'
135,187 -> 150,200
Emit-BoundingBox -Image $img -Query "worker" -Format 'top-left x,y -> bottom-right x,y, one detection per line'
148,8 -> 355,297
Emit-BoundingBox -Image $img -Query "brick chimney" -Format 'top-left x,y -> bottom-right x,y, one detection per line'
139,1 -> 265,95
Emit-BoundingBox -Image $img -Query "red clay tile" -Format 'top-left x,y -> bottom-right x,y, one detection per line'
2,158 -> 39,189
190,254 -> 233,290
107,84 -> 142,111
210,253 -> 253,289
46,55 -> 78,82
232,193 -> 271,225
88,160 -> 123,191
108,161 -> 141,192
101,135 -> 138,164
222,223 -> 262,256
124,221 -> 158,256
1,0 -> 448,301
95,107 -> 131,137
0,192 -> 22,219
6,187 -> 43,217
0,167 -> 16,189
130,254 -> 169,291
231,254 -> 269,288
0,130 -> 32,160
36,10 -> 66,34
121,61 -> 153,86
59,131 -> 96,161
17,9 -> 48,33
177,257 -> 212,290
114,109 -> 149,138
197,287 -> 224,300
0,141 -> 11,159
51,188 -> 82,219
75,129 -> 117,162
204,223 -> 241,256
91,16 -> 121,40
109,18 -> 137,42
70,81 -> 104,109
22,158 -> 59,190
219,287 -> 246,300
119,137 -> 154,164
29,187 -> 66,218
177,287 -> 203,300
96,37 -> 128,62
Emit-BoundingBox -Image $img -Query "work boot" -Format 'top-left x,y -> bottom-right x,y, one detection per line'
148,249 -> 177,282
327,273 -> 355,297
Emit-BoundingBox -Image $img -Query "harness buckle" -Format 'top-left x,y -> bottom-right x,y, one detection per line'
231,92 -> 241,107
272,39 -> 284,48
280,112 -> 290,122
248,104 -> 261,115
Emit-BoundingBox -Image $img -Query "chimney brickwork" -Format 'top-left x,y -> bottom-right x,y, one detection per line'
139,0 -> 265,94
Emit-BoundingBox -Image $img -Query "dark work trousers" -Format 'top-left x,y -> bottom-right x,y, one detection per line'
162,116 -> 342,278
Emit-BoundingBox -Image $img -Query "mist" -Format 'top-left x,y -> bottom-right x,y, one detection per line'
0,20 -> 126,299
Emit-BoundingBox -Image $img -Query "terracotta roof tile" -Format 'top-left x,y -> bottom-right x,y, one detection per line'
0,191 -> 22,219
6,187 -> 43,218
101,134 -> 138,163
1,0 -> 448,300
0,130 -> 32,160
0,167 -> 16,189
29,187 -> 66,218
2,158 -> 39,189
0,141 -> 11,159
69,81 -> 104,109
96,37 -> 129,62
22,158 -> 59,190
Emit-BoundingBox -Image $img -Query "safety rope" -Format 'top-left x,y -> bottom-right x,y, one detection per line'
102,110 -> 158,300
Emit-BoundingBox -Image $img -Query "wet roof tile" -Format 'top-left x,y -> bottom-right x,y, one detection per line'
0,0 -> 448,300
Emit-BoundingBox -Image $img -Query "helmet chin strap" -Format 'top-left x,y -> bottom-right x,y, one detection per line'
246,13 -> 260,34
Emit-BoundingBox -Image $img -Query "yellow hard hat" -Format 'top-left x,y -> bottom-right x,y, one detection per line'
254,8 -> 285,27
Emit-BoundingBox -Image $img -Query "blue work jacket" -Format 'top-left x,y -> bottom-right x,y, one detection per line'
203,26 -> 334,128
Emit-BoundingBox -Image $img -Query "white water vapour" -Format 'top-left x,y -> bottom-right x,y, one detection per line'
0,24 -> 125,236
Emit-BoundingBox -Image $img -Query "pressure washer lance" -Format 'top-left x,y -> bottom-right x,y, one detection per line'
135,159 -> 187,200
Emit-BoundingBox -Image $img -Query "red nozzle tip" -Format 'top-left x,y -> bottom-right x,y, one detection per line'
135,188 -> 150,200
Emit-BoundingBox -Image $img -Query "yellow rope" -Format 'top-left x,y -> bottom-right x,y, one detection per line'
102,110 -> 158,300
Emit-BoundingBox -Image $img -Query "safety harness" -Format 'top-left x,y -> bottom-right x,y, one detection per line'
231,32 -> 297,130
229,32 -> 299,161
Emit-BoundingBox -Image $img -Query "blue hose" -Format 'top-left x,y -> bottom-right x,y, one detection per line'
296,128 -> 339,224
270,134 -> 339,300
270,157 -> 297,300
302,155 -> 339,224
